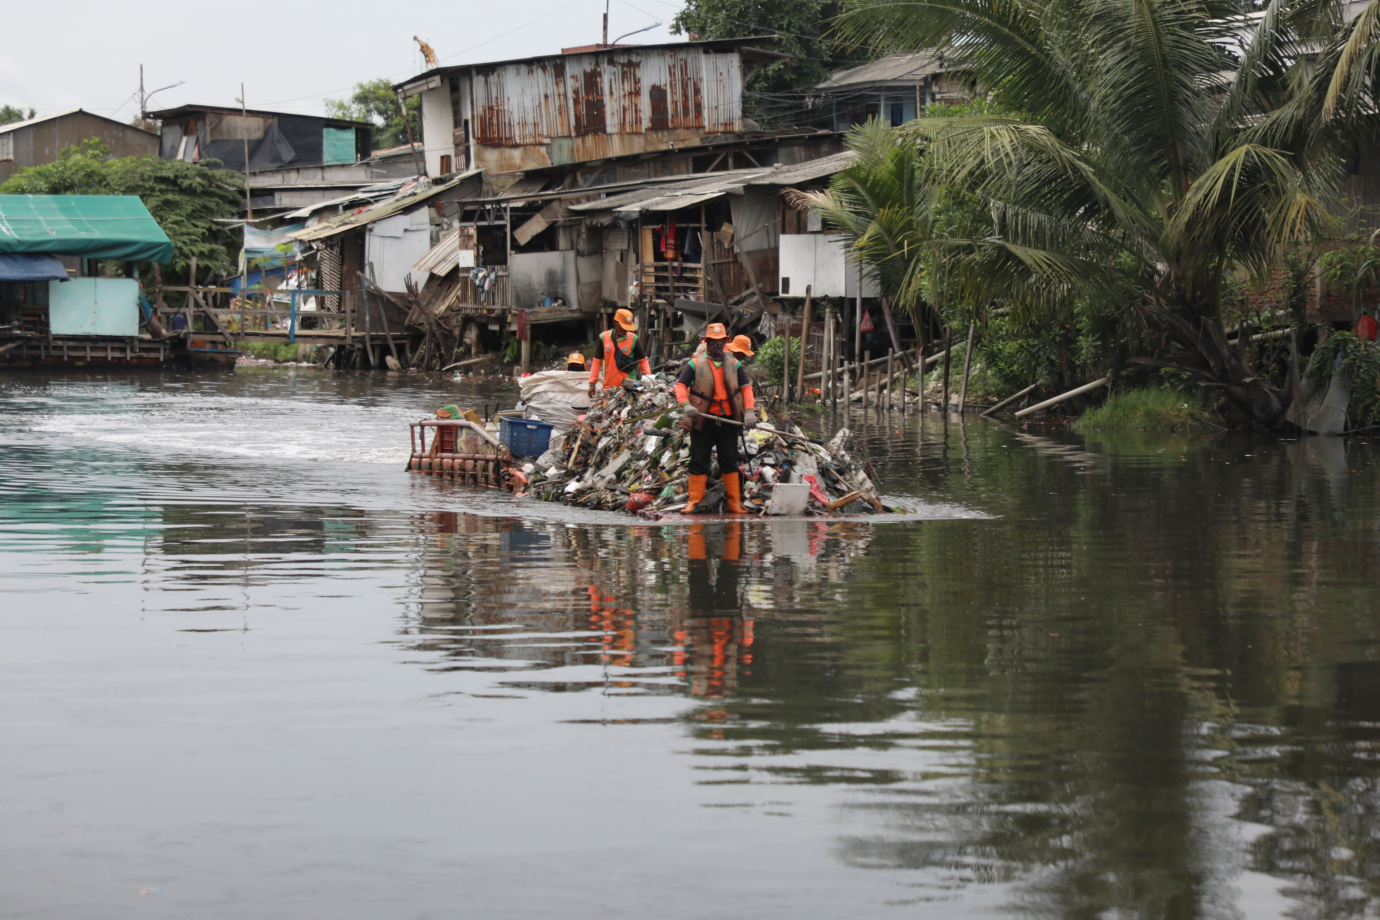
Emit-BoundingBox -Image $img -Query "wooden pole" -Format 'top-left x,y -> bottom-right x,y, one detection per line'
940,328 -> 952,410
1014,376 -> 1111,418
957,322 -> 975,414
782,311 -> 791,403
796,285 -> 812,398
887,348 -> 895,412
981,382 -> 1039,418
853,261 -> 863,365
863,350 -> 871,407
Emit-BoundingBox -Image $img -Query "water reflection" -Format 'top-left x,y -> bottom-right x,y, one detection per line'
4,374 -> 1380,918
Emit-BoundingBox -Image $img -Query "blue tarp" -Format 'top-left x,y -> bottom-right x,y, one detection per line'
0,253 -> 70,282
228,266 -> 287,292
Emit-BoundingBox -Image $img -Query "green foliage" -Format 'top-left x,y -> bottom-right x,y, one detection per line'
0,139 -> 244,277
814,0 -> 1369,420
242,342 -> 304,362
325,79 -> 418,150
1072,389 -> 1209,434
0,105 -> 35,126
753,336 -> 802,385
1305,329 -> 1380,427
671,0 -> 870,128
1317,234 -> 1380,311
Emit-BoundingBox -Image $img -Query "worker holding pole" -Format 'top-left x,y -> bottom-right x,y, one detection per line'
588,308 -> 651,396
675,323 -> 756,515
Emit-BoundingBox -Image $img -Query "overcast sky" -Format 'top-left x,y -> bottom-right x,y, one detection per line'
1,0 -> 689,121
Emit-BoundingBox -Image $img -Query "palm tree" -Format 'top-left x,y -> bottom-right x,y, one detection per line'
815,0 -> 1351,423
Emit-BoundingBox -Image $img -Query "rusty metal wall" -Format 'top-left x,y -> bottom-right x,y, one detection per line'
0,112 -> 159,181
471,48 -> 741,151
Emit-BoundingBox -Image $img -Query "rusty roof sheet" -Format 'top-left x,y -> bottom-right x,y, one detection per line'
289,169 -> 483,242
565,169 -> 767,214
564,153 -> 856,214
742,151 -> 857,186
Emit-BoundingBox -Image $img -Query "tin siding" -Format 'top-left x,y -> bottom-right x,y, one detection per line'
468,47 -> 740,155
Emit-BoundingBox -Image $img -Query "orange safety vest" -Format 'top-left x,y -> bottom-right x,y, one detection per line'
598,330 -> 640,386
688,352 -> 744,421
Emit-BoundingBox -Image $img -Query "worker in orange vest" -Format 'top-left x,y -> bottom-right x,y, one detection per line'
728,335 -> 755,360
588,308 -> 651,397
674,322 -> 756,514
566,352 -> 587,371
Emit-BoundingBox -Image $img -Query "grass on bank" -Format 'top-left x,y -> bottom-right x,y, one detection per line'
242,343 -> 308,363
1072,387 -> 1209,434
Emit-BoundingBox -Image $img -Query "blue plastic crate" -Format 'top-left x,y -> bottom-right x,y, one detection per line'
500,415 -> 555,457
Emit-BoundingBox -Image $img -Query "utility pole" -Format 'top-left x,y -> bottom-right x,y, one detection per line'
139,65 -> 145,120
239,83 -> 252,220
603,0 -> 609,45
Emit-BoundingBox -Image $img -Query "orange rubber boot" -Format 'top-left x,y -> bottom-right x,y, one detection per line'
683,474 -> 707,513
724,472 -> 747,514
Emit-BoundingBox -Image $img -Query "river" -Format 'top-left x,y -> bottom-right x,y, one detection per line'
2,367 -> 1377,919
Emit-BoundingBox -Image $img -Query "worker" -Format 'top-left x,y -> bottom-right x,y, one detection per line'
588,308 -> 651,397
566,351 -> 587,372
675,322 -> 756,514
728,335 -> 755,360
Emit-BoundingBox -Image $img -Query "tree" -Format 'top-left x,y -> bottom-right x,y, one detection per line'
0,139 -> 245,277
671,0 -> 874,127
325,79 -> 419,151
819,0 -> 1350,425
0,105 -> 35,126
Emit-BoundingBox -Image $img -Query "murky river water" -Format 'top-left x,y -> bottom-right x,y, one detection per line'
2,368 -> 1378,919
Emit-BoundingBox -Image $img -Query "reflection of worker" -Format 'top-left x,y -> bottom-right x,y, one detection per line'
728,335 -> 755,360
566,351 -> 587,372
675,322 -> 756,514
676,522 -> 754,698
588,308 -> 651,396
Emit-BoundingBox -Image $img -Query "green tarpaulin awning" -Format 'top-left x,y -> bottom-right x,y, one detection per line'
0,195 -> 174,263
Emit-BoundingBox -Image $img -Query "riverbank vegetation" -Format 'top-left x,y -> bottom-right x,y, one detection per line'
808,0 -> 1380,430
1072,389 -> 1209,435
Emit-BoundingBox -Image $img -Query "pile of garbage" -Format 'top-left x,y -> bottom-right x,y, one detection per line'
517,373 -> 894,518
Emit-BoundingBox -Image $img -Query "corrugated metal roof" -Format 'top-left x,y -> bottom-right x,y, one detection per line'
0,195 -> 173,262
566,169 -> 766,213
564,153 -> 855,214
289,170 -> 483,242
0,108 -> 158,139
413,228 -> 462,274
816,51 -> 959,90
743,151 -> 857,186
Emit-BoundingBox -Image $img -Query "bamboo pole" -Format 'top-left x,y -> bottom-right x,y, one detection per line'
782,311 -> 791,403
796,285 -> 812,398
863,350 -> 871,407
941,329 -> 952,410
1013,376 -> 1111,418
980,382 -> 1039,418
886,349 -> 895,412
957,322 -> 976,414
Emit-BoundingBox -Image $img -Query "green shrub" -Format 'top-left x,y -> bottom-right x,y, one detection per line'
1072,388 -> 1208,434
753,337 -> 803,385
1306,329 -> 1380,427
242,342 -> 302,362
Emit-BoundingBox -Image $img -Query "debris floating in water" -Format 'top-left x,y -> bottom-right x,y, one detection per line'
521,374 -> 894,518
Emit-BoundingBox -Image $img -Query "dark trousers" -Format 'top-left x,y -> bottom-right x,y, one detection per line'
688,416 -> 740,477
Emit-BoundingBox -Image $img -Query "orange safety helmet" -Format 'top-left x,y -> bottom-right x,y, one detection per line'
614,308 -> 637,332
728,334 -> 755,357
703,322 -> 729,340
566,351 -> 587,366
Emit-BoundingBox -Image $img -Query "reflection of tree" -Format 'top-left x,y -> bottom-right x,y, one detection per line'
391,418 -> 1380,918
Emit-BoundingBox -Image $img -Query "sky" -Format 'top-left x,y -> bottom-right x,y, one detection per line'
0,0 -> 690,120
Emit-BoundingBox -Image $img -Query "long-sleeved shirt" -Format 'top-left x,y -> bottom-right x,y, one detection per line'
675,360 -> 755,415
589,331 -> 650,387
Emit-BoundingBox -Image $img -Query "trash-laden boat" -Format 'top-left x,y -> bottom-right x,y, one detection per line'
406,375 -> 899,519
